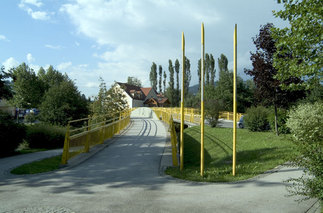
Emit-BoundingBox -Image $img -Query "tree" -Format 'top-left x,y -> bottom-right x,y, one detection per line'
245,23 -> 305,135
163,70 -> 167,93
272,0 -> 323,90
149,62 -> 157,91
175,59 -> 180,106
158,65 -> 163,93
9,63 -> 44,108
205,54 -> 210,85
0,66 -> 12,99
38,65 -> 67,91
91,79 -> 128,120
127,76 -> 142,87
168,60 -> 175,106
209,54 -> 216,86
184,57 -> 191,99
39,80 -> 89,125
218,54 -> 229,81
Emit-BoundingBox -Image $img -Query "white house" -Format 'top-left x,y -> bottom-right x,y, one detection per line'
115,82 -> 170,108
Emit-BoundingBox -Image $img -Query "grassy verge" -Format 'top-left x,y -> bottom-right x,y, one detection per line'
17,148 -> 48,155
11,155 -> 61,175
166,125 -> 297,182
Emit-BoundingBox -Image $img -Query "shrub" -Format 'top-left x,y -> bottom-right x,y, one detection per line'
26,123 -> 65,149
286,102 -> 323,201
268,108 -> 290,134
244,106 -> 270,132
0,111 -> 26,157
205,99 -> 223,128
24,113 -> 37,123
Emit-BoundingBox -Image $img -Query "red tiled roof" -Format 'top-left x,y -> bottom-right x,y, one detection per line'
140,88 -> 152,96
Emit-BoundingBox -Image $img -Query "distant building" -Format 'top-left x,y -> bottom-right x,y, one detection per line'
115,82 -> 170,108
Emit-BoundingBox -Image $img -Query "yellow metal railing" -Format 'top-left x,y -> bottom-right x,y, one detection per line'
153,107 -> 243,125
61,110 -> 131,165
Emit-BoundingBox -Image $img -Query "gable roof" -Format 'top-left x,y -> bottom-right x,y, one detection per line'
117,82 -> 157,101
140,88 -> 152,97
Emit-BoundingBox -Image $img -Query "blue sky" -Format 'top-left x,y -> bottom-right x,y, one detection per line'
0,0 -> 286,98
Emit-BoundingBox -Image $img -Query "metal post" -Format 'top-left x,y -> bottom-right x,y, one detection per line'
84,116 -> 91,153
200,23 -> 205,177
180,32 -> 185,171
61,122 -> 70,165
233,24 -> 237,176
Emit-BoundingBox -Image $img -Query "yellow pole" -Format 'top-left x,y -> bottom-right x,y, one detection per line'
180,32 -> 185,171
200,23 -> 205,177
233,24 -> 237,176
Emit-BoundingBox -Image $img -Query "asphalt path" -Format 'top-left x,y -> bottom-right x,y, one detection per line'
0,108 -> 319,213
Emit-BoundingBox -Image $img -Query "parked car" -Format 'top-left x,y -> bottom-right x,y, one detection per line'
237,115 -> 244,128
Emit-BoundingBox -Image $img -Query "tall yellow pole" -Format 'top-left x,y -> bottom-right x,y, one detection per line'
200,23 -> 205,177
180,32 -> 185,171
233,24 -> 237,176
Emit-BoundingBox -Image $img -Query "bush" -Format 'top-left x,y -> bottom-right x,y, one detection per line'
0,111 -> 26,157
286,102 -> 323,201
244,106 -> 270,132
26,123 -> 65,149
205,99 -> 223,128
24,113 -> 37,123
268,108 -> 290,134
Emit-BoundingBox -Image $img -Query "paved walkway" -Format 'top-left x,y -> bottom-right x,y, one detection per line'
0,108 -> 320,213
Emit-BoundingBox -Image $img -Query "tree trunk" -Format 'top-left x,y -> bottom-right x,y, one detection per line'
274,104 -> 279,136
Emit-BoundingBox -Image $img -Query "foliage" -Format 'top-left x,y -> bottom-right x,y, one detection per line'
9,63 -> 45,108
158,65 -> 163,93
174,59 -> 180,106
0,66 -> 12,99
163,70 -> 167,93
127,76 -> 142,87
184,56 -> 191,99
11,155 -> 61,174
286,102 -> 323,201
198,53 -> 216,90
24,113 -> 37,123
273,0 -> 323,90
166,125 -> 296,182
25,123 -> 65,149
39,80 -> 89,125
149,62 -> 157,91
268,108 -> 290,134
38,66 -> 68,91
91,80 -> 128,120
0,111 -> 26,157
167,59 -> 176,106
244,106 -> 270,132
218,54 -> 229,80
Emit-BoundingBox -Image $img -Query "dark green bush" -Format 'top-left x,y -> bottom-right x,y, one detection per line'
286,102 -> 323,201
268,108 -> 290,134
244,106 -> 270,132
26,123 -> 65,149
0,111 -> 26,157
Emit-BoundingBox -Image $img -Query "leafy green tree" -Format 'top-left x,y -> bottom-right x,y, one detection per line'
39,80 -> 89,125
163,70 -> 167,93
0,66 -> 12,99
91,79 -> 128,120
175,59 -> 180,106
273,0 -> 323,89
167,60 -> 175,106
209,54 -> 216,86
286,102 -> 323,201
245,23 -> 305,135
149,62 -> 157,91
127,76 -> 142,87
9,63 -> 44,108
218,54 -> 229,81
205,54 -> 210,85
158,65 -> 163,93
38,66 -> 67,91
184,56 -> 191,99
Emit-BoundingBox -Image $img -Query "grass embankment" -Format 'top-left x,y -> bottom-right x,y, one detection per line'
11,155 -> 61,175
166,125 -> 297,182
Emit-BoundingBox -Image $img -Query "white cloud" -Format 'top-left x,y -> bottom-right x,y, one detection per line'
85,82 -> 99,88
19,0 -> 50,20
45,44 -> 63,50
0,35 -> 9,41
26,53 -> 35,63
57,61 -> 72,70
19,0 -> 43,8
2,57 -> 19,71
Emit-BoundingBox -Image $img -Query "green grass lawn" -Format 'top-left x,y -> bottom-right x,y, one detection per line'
11,155 -> 61,175
166,125 -> 297,182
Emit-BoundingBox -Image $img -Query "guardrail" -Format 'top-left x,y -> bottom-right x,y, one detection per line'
61,110 -> 131,165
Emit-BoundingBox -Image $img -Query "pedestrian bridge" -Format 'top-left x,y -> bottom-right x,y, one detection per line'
61,107 -> 242,166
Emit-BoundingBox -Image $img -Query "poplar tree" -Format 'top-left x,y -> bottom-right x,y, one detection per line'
174,59 -> 180,106
158,65 -> 163,93
149,62 -> 157,91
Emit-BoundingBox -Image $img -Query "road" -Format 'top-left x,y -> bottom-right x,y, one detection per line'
0,108 -> 319,213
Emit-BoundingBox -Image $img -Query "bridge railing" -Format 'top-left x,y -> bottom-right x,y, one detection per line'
61,110 -> 131,165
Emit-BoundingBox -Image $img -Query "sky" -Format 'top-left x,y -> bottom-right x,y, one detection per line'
0,0 -> 287,98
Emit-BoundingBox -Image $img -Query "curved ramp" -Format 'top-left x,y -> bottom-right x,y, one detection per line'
130,107 -> 159,120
